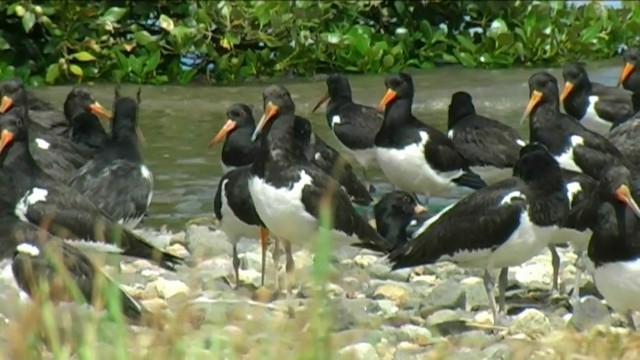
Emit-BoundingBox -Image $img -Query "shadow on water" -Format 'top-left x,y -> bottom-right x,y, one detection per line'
32,59 -> 623,230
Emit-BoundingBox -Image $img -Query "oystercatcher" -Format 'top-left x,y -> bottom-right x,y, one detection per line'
375,72 -> 486,197
373,191 -> 426,247
560,63 -> 637,134
214,165 -> 270,288
618,48 -> 640,92
69,88 -> 152,229
388,143 -> 570,324
447,91 -> 526,184
312,73 -> 383,185
209,103 -> 258,173
523,71 -> 629,179
0,90 -> 183,271
248,84 -> 394,293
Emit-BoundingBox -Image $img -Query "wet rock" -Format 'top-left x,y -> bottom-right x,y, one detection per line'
185,225 -> 232,259
510,309 -> 551,338
420,280 -> 465,317
151,278 -> 190,299
398,324 -> 432,346
338,343 -> 380,360
460,277 -> 489,310
373,283 -> 410,305
426,309 -> 460,326
569,295 -> 612,331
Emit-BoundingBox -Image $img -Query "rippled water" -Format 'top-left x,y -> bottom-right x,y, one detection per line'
32,59 -> 624,230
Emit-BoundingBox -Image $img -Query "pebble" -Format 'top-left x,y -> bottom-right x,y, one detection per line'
338,343 -> 380,360
398,324 -> 432,346
186,225 -> 232,259
420,280 -> 465,317
510,309 -> 552,339
353,254 -> 379,268
511,262 -> 552,290
151,278 -> 190,299
569,295 -> 612,331
426,309 -> 460,326
373,283 -> 410,305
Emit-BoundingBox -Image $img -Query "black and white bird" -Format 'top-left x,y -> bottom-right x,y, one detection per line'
208,103 -> 373,206
247,84 -> 394,292
618,48 -> 640,93
0,90 -> 182,271
11,237 -> 144,320
560,63 -> 637,134
213,165 -> 270,288
312,73 -> 383,185
387,143 -> 570,324
69,88 -> 152,229
447,91 -> 526,184
0,82 -> 112,183
375,72 -> 486,197
570,165 -> 640,329
373,191 -> 427,247
209,103 -> 258,173
523,71 -> 630,179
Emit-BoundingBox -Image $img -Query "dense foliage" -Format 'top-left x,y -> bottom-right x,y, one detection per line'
1,1 -> 639,86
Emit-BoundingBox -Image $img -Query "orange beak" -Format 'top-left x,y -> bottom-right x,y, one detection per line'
208,119 -> 237,147
521,90 -> 543,124
618,62 -> 635,88
88,102 -> 112,120
413,204 -> 427,215
251,102 -> 279,142
377,89 -> 397,112
0,129 -> 15,154
0,96 -> 13,113
560,81 -> 575,102
312,93 -> 330,113
615,184 -> 640,218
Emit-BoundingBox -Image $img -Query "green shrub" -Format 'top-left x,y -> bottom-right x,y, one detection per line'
0,1 -> 638,86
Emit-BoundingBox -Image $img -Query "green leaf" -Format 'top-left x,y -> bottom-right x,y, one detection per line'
455,34 -> 477,53
496,32 -> 515,48
69,64 -> 83,77
159,14 -> 174,31
441,53 -> 459,64
143,51 -> 161,74
102,7 -> 127,23
71,51 -> 96,62
133,31 -> 155,46
45,63 -> 59,84
382,54 -> 394,68
22,12 -> 36,33
0,36 -> 9,51
453,50 -> 477,67
488,18 -> 508,37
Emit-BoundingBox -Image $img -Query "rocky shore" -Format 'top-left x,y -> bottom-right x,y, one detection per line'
0,220 -> 637,359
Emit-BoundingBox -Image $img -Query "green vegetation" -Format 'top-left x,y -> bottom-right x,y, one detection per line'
1,1 -> 638,86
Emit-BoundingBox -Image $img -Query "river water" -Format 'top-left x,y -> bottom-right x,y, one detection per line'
32,59 -> 624,230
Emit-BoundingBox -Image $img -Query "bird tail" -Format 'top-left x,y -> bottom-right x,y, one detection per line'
452,171 -> 487,190
116,229 -> 186,271
99,270 -> 144,320
350,217 -> 396,254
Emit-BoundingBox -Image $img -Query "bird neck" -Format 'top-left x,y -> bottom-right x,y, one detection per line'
382,98 -> 413,130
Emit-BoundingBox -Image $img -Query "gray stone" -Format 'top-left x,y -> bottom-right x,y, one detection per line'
482,343 -> 512,359
510,309 -> 551,339
185,225 -> 232,259
393,342 -> 426,360
375,300 -> 400,316
398,324 -> 432,346
460,277 -> 489,310
510,260 -> 552,290
569,295 -> 612,331
447,348 -> 487,360
331,299 -> 380,331
426,309 -> 460,326
420,280 -> 465,317
367,263 -> 392,280
451,330 -> 497,348
338,343 -> 380,360
372,282 -> 410,305
388,268 -> 413,283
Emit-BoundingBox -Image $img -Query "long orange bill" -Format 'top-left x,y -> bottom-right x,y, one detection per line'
251,102 -> 279,142
559,81 -> 575,102
618,62 -> 635,88
88,102 -> 112,120
312,93 -> 330,113
0,96 -> 13,113
413,204 -> 427,215
615,184 -> 640,217
520,90 -> 543,124
377,89 -> 397,112
208,119 -> 237,147
259,227 -> 269,287
0,129 -> 15,154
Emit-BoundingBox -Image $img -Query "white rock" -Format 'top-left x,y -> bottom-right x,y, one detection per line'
409,274 -> 437,285
399,324 -> 432,346
511,262 -> 552,290
353,254 -> 378,267
473,310 -> 494,325
153,278 -> 190,299
338,343 -> 380,360
376,300 -> 399,315
510,309 -> 551,339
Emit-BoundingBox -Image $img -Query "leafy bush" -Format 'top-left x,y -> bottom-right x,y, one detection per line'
0,1 -> 639,86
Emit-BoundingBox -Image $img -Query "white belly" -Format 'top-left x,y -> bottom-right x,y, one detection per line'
219,184 -> 261,244
548,228 -> 591,252
470,166 -> 513,185
341,146 -> 377,169
594,260 -> 640,314
375,135 -> 463,196
248,171 -> 361,247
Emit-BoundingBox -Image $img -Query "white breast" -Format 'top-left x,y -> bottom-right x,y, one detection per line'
331,115 -> 341,129
219,179 -> 260,243
594,259 -> 640,314
375,131 -> 464,196
554,135 -> 584,173
15,188 -> 48,222
579,96 -> 611,135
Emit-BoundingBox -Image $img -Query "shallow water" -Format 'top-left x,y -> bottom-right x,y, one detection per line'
33,59 -> 624,230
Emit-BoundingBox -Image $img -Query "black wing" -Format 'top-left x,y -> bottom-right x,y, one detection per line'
220,166 -> 263,226
592,92 -> 636,124
607,118 -> 640,168
69,160 -> 152,225
389,179 -> 525,269
331,102 -> 383,150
